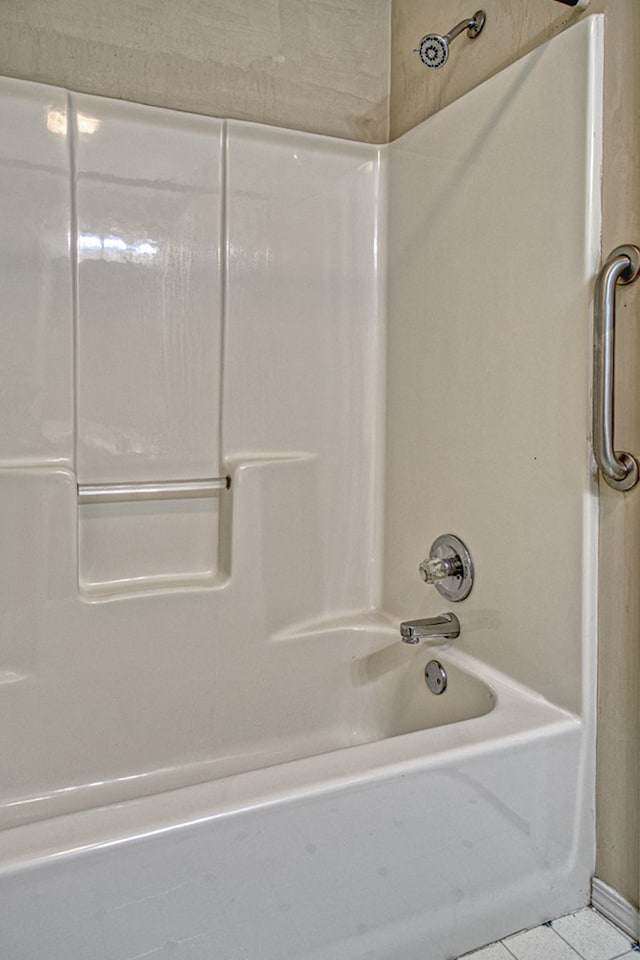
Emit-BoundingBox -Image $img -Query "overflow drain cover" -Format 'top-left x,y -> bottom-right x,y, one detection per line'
425,660 -> 447,695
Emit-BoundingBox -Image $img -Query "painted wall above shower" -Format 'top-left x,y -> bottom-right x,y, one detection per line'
0,0 -> 391,142
0,0 -> 607,144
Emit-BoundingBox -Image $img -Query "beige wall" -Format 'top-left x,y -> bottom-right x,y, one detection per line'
2,0 -> 637,911
595,0 -> 640,911
0,0 -> 390,143
390,0 -> 640,910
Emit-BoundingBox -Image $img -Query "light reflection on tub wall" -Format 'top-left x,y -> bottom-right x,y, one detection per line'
0,77 -> 384,827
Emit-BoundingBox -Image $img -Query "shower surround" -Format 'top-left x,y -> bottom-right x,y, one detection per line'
0,17 -> 601,960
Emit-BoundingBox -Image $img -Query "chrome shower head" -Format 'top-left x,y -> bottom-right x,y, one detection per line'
415,10 -> 486,70
416,34 -> 450,69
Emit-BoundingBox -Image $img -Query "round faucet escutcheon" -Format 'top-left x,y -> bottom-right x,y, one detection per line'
419,534 -> 473,602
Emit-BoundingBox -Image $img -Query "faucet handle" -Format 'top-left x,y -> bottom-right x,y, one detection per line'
419,555 -> 462,583
419,534 -> 474,602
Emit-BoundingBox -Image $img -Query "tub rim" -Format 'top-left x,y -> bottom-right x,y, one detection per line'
0,646 -> 581,877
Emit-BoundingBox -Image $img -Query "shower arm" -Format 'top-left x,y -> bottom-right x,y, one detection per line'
444,15 -> 485,44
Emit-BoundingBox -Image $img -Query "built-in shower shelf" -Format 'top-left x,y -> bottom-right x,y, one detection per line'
77,475 -> 231,599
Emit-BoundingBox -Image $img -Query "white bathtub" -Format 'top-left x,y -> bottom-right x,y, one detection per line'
0,625 -> 591,960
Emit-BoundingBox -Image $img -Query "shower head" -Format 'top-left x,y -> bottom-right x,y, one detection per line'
415,11 -> 486,70
416,34 -> 450,69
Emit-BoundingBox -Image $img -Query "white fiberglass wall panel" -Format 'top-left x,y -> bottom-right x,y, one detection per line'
0,79 -> 73,465
383,17 -> 602,714
74,95 -> 224,484
0,97 -> 385,829
224,122 -> 385,615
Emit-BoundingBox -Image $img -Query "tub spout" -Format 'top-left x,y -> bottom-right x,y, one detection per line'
399,612 -> 460,644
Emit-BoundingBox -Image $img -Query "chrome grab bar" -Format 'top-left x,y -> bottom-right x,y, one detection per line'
593,244 -> 640,491
78,477 -> 229,504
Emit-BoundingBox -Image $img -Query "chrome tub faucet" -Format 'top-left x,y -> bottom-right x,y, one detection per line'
399,612 -> 460,645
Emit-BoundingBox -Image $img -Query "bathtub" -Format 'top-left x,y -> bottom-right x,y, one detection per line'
0,623 -> 591,960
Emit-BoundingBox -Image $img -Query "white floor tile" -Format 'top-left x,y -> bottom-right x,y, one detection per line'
455,907 -> 639,960
551,908 -> 634,960
460,943 -> 515,960
503,924 -> 583,960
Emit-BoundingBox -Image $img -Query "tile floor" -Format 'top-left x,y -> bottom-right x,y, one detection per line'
459,907 -> 639,960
